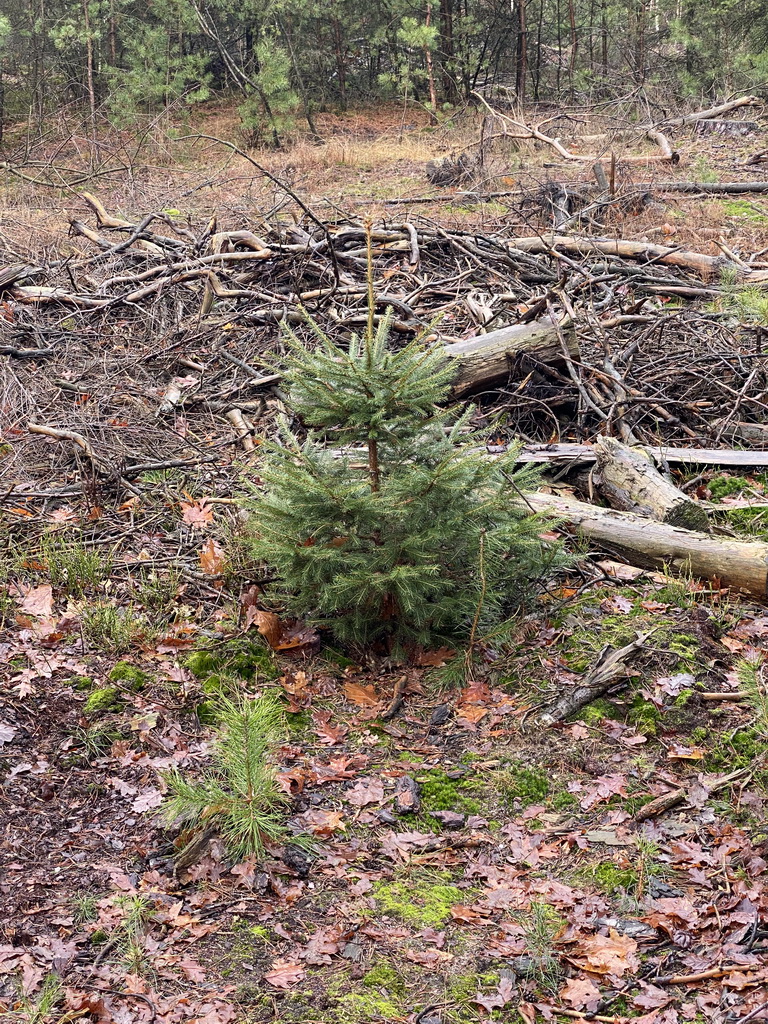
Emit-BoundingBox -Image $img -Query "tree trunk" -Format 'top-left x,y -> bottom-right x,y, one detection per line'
439,0 -> 457,102
515,0 -> 527,102
592,435 -> 709,531
82,0 -> 97,145
527,491 -> 768,601
442,315 -> 577,397
424,4 -> 438,123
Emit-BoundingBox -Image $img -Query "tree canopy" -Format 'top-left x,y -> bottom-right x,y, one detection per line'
1,0 -> 767,138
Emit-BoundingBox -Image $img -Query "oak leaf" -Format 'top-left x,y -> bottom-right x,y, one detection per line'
200,538 -> 224,575
560,977 -> 601,1010
264,961 -> 305,989
19,583 -> 54,618
180,498 -> 214,528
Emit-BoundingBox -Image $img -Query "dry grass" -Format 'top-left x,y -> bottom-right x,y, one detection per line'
1,98 -> 767,252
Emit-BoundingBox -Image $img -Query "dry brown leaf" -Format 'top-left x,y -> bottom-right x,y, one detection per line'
560,977 -> 602,1010
200,538 -> 224,575
249,608 -> 283,648
343,681 -> 380,706
346,777 -> 385,807
413,646 -> 456,667
19,584 -> 54,619
263,961 -> 305,989
180,498 -> 214,529
568,930 -> 639,978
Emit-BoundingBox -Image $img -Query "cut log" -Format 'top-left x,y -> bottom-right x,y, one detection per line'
528,490 -> 768,600
507,234 -> 768,283
592,436 -> 709,531
515,443 -> 768,469
442,314 -> 577,397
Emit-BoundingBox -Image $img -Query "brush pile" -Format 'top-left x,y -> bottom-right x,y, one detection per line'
2,185 -> 768,503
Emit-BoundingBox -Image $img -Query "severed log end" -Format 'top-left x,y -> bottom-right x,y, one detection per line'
594,436 -> 709,532
445,315 -> 577,397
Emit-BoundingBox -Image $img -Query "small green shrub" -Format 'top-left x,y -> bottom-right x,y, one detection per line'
162,693 -> 289,859
41,535 -> 112,595
82,604 -> 146,653
246,298 -> 561,648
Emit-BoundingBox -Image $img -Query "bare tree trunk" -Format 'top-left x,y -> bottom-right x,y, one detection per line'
568,0 -> 578,96
82,0 -> 97,149
439,0 -> 458,102
515,0 -> 527,102
424,4 -> 439,123
108,0 -> 117,63
333,18 -> 347,108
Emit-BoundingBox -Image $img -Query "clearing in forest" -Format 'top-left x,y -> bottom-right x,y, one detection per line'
3,100 -> 768,1024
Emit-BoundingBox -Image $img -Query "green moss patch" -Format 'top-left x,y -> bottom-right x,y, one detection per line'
495,762 -> 550,808
109,661 -> 149,690
83,687 -> 123,714
186,637 -> 278,689
416,768 -> 482,814
372,878 -> 464,927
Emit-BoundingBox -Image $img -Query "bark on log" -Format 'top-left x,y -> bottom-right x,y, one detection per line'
515,443 -> 768,469
593,436 -> 709,531
507,234 -> 768,283
442,315 -> 577,397
659,95 -> 761,127
528,490 -> 768,600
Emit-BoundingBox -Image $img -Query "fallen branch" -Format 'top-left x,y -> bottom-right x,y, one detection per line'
509,234 -> 768,282
635,759 -> 763,823
516,444 -> 768,470
473,93 -> 679,164
659,95 -> 761,127
652,181 -> 768,194
527,490 -> 768,600
538,632 -> 653,725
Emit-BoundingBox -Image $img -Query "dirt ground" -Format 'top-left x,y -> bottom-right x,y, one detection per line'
3,102 -> 768,1024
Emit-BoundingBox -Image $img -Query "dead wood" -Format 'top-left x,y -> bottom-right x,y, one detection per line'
509,233 -> 768,282
651,181 -> 768,194
591,436 -> 709,531
7,189 -> 768,498
635,758 -> 763,822
537,631 -> 653,725
515,444 -> 768,470
658,95 -> 761,127
527,491 -> 768,601
444,315 -> 577,396
472,92 -> 679,164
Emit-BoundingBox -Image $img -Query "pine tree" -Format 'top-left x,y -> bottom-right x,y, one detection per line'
162,694 -> 288,859
247,297 -> 560,649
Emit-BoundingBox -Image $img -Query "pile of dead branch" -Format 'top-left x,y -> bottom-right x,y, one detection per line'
4,186 -> 768,467
5,182 -> 768,604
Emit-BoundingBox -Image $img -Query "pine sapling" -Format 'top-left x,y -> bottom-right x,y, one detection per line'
246,257 -> 561,648
162,694 -> 288,859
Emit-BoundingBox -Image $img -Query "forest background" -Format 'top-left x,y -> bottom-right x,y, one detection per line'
1,0 -> 767,144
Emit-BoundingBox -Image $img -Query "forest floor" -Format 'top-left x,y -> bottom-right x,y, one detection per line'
3,102 -> 768,1024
